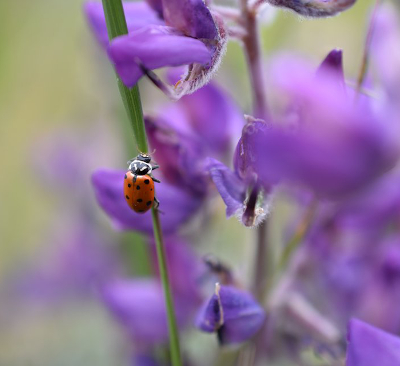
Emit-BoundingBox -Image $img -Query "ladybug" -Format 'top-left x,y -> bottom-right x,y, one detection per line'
123,153 -> 160,213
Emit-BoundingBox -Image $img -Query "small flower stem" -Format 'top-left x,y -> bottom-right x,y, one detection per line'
278,198 -> 318,272
251,221 -> 269,302
239,0 -> 270,304
355,0 -> 382,99
240,0 -> 268,119
101,1 -> 182,366
237,4 -> 270,364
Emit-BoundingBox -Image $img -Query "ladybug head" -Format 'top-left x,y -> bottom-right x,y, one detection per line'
137,153 -> 151,163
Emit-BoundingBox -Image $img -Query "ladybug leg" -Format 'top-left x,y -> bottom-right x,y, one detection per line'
152,177 -> 161,183
152,164 -> 159,170
154,197 -> 160,208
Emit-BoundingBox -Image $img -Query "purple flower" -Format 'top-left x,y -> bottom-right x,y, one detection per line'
265,0 -> 357,17
196,284 -> 266,345
91,169 -> 202,235
346,319 -> 400,366
245,51 -> 399,199
85,1 -> 227,97
102,239 -> 203,345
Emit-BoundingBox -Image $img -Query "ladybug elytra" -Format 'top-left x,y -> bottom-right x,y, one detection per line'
124,153 -> 160,213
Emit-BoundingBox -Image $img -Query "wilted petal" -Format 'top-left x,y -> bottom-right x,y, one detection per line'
234,117 -> 271,184
346,319 -> 400,366
84,1 -> 163,48
173,15 -> 227,98
196,284 -> 266,345
108,25 -> 212,88
207,158 -> 246,218
266,0 -> 356,17
161,0 -> 218,40
91,169 -> 202,234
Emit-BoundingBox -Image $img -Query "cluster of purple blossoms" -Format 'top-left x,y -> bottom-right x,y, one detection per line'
9,0 -> 400,365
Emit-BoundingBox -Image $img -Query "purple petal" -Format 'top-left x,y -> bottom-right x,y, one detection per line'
267,0 -> 356,17
84,1 -> 164,48
108,25 -> 212,87
206,158 -> 246,218
317,49 -> 345,88
346,319 -> 400,366
161,0 -> 218,40
145,0 -> 163,16
103,239 -> 203,345
102,279 -> 171,344
196,285 -> 266,345
91,169 -> 202,234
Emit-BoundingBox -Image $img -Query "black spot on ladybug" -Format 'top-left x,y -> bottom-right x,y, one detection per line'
138,210 -> 144,212
137,199 -> 143,202
150,189 -> 153,191
144,179 -> 150,184
136,185 -> 140,190
146,201 -> 152,206
125,195 -> 129,200
124,174 -> 127,179
128,184 -> 131,187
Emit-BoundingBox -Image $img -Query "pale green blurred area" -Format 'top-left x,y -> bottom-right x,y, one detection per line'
0,0 -> 375,364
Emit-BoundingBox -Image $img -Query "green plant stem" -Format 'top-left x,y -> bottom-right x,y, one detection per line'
355,0 -> 382,99
278,198 -> 318,272
152,209 -> 182,366
101,1 -> 182,365
101,0 -> 148,153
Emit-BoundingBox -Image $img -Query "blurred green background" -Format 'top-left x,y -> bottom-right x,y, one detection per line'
0,0 -> 375,364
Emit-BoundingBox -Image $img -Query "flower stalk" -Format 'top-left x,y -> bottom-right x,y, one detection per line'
239,0 -> 269,302
101,1 -> 182,365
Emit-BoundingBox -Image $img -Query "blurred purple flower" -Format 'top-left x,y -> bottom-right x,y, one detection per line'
245,51 -> 399,199
346,319 -> 400,366
334,170 -> 400,230
265,0 -> 357,17
102,239 -> 203,345
196,284 -> 266,345
91,169 -> 202,235
4,218 -> 119,307
85,0 -> 227,97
